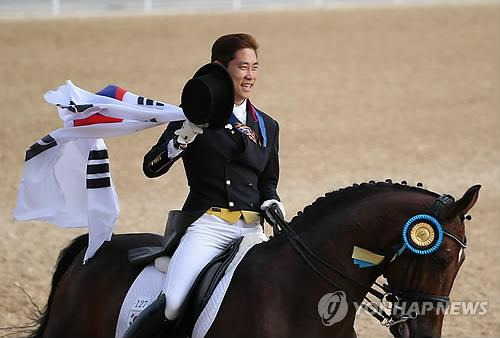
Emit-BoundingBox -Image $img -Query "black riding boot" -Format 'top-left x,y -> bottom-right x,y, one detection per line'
123,293 -> 172,338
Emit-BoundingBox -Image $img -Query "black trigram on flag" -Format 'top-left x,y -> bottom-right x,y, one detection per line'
25,134 -> 57,161
57,101 -> 95,113
87,149 -> 111,189
137,96 -> 165,107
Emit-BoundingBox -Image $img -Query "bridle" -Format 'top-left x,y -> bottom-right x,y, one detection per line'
266,194 -> 467,328
378,194 -> 467,326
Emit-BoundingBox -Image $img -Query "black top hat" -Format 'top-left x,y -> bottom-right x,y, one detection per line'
181,63 -> 234,129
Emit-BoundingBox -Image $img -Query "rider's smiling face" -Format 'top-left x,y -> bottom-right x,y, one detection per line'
226,48 -> 258,105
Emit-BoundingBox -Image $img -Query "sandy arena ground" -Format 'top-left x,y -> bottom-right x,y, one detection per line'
0,3 -> 499,337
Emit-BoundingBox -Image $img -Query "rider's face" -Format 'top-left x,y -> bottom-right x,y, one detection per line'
226,48 -> 258,105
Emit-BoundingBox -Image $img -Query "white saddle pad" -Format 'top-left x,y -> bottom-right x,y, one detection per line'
115,234 -> 265,338
115,264 -> 167,338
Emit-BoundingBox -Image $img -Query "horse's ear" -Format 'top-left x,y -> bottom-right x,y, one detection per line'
451,185 -> 481,218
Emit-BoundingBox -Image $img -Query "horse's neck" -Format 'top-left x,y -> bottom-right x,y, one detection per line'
295,214 -> 381,302
291,189 -> 436,300
237,187 -> 437,334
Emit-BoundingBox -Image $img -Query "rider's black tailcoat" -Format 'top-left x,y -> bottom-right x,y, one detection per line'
143,103 -> 280,213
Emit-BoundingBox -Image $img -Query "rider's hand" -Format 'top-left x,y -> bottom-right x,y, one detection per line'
261,199 -> 286,221
174,120 -> 204,147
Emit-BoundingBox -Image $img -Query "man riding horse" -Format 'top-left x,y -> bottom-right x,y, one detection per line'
124,33 -> 285,337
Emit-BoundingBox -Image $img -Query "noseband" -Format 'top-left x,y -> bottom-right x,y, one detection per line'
267,193 -> 467,328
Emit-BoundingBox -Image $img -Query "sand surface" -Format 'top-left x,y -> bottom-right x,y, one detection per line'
0,4 -> 499,337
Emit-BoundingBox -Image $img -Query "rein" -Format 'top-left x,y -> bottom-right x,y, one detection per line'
266,194 -> 467,328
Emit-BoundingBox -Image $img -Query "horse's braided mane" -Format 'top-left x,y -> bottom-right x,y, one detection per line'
289,179 -> 439,226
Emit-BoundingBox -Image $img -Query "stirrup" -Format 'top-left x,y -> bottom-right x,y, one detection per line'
123,293 -> 171,338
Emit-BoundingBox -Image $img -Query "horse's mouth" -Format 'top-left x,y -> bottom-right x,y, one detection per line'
389,322 -> 411,338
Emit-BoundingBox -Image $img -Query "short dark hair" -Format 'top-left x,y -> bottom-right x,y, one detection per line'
211,33 -> 259,66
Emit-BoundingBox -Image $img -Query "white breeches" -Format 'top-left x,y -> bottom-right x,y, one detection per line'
162,213 -> 266,320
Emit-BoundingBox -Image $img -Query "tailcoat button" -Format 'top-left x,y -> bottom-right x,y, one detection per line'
226,180 -> 231,186
229,201 -> 235,207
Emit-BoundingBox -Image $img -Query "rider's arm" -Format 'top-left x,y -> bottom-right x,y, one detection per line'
258,121 -> 280,202
142,121 -> 184,178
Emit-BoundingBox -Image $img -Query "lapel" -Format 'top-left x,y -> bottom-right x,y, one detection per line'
223,120 -> 244,148
220,101 -> 269,170
245,110 -> 261,143
224,100 -> 268,151
245,100 -> 267,148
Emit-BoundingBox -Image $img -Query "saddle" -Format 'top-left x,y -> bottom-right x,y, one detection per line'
128,209 -> 204,265
125,210 -> 244,337
173,237 -> 243,336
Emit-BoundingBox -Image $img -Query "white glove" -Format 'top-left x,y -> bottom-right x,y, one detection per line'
260,199 -> 286,219
174,120 -> 204,145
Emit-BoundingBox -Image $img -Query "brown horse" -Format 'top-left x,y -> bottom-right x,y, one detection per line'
28,181 -> 480,338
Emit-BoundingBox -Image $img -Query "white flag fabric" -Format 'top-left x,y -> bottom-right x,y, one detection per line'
14,81 -> 186,261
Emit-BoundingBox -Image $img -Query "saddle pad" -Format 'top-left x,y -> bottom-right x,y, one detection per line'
115,265 -> 166,338
192,233 -> 265,338
115,233 -> 265,338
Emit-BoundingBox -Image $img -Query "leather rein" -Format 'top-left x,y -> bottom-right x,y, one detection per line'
265,194 -> 467,328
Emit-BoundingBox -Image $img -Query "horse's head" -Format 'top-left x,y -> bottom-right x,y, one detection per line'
382,185 -> 481,338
